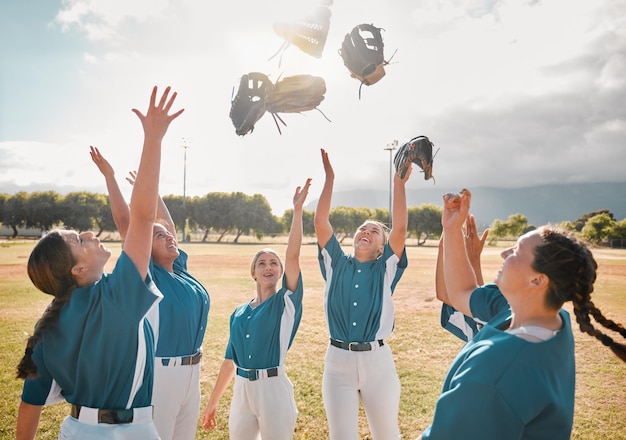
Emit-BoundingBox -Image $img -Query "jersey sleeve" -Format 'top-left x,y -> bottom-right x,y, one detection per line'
440,303 -> 483,342
421,381 -> 524,439
469,283 -> 510,323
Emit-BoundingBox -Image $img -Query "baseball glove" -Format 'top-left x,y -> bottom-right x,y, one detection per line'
394,136 -> 435,181
339,23 -> 390,98
229,72 -> 274,136
265,75 -> 330,134
272,0 -> 333,60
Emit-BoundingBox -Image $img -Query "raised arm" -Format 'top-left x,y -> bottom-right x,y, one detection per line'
388,162 -> 412,257
441,189 -> 479,316
314,148 -> 334,248
284,178 -> 311,291
463,214 -> 489,286
90,146 -> 131,240
126,170 -> 177,238
436,215 -> 489,305
124,86 -> 183,279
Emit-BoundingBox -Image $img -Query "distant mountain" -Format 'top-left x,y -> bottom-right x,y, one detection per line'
305,182 -> 626,228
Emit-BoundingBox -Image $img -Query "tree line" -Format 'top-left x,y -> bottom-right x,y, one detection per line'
1,191 -> 625,245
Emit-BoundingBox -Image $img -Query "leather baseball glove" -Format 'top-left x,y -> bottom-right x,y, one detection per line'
229,72 -> 274,136
394,136 -> 435,181
265,74 -> 330,134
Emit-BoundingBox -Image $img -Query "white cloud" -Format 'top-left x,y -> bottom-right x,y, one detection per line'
2,0 -> 625,215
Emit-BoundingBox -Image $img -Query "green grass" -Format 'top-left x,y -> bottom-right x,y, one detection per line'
1,240 -> 625,439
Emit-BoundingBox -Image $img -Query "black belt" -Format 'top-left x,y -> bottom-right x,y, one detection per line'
160,351 -> 202,366
236,367 -> 278,381
330,338 -> 384,351
71,405 -> 135,425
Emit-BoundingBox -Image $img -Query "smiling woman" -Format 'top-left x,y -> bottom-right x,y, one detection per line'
14,86 -> 183,440
200,178 -> 311,439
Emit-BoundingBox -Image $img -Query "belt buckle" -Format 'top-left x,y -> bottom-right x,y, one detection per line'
348,342 -> 360,351
99,408 -> 134,424
247,370 -> 258,381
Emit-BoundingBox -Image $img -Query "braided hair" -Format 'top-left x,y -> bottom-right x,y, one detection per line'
16,231 -> 78,379
532,226 -> 626,363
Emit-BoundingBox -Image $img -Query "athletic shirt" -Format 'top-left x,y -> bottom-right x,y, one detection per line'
440,303 -> 484,342
318,234 -> 407,343
21,252 -> 162,409
225,273 -> 303,370
422,283 -> 576,440
146,249 -> 210,357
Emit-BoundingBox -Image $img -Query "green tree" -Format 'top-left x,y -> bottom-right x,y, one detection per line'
407,204 -> 442,245
61,192 -> 107,232
581,213 -> 615,244
572,209 -> 615,232
282,209 -> 315,236
610,219 -> 626,239
2,192 -> 29,237
24,191 -> 63,232
162,195 -> 191,239
489,213 -> 530,239
190,192 -> 232,242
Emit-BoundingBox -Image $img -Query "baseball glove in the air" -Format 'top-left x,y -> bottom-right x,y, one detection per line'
394,136 -> 435,181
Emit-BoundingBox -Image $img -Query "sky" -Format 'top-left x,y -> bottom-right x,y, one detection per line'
1,0 -> 625,215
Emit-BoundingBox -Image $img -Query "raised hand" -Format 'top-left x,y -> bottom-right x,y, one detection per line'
89,146 -> 115,179
293,178 -> 312,209
320,148 -> 334,180
442,188 -> 471,230
132,86 -> 184,141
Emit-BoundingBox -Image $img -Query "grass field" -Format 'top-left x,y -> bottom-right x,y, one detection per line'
1,238 -> 625,439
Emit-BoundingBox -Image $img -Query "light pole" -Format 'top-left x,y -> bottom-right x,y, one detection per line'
384,140 -> 398,226
181,138 -> 190,242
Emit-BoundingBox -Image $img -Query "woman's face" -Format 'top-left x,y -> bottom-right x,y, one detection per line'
495,230 -> 543,294
353,221 -> 385,257
62,230 -> 111,271
252,251 -> 283,285
151,223 -> 179,265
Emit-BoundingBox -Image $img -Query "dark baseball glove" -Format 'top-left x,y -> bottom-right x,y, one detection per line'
339,23 -> 391,98
265,74 -> 330,134
272,0 -> 333,60
229,72 -> 274,136
394,136 -> 435,181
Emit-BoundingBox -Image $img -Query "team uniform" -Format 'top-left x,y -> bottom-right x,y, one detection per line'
318,234 -> 407,440
422,283 -> 575,440
21,252 -> 162,439
225,273 -> 303,439
440,303 -> 484,342
146,248 -> 210,440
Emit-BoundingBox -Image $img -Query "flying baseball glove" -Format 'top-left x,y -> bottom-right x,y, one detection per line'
229,72 -> 274,136
339,23 -> 390,98
272,0 -> 333,59
394,136 -> 435,181
265,75 -> 330,134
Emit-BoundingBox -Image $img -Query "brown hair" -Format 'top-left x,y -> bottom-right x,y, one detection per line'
16,231 -> 77,379
533,226 -> 626,362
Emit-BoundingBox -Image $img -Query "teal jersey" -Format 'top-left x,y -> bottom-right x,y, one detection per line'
225,273 -> 303,369
148,249 -> 210,356
318,234 -> 407,342
22,252 -> 162,409
440,303 -> 484,342
422,284 -> 576,440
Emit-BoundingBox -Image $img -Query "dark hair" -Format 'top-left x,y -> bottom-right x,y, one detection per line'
533,226 -> 626,362
16,231 -> 77,379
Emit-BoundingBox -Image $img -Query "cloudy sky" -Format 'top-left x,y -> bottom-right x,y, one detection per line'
1,0 -> 625,215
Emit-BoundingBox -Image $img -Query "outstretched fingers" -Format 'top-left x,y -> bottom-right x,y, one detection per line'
293,178 -> 312,207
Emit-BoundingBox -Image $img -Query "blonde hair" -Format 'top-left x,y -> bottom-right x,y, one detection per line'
250,248 -> 283,278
